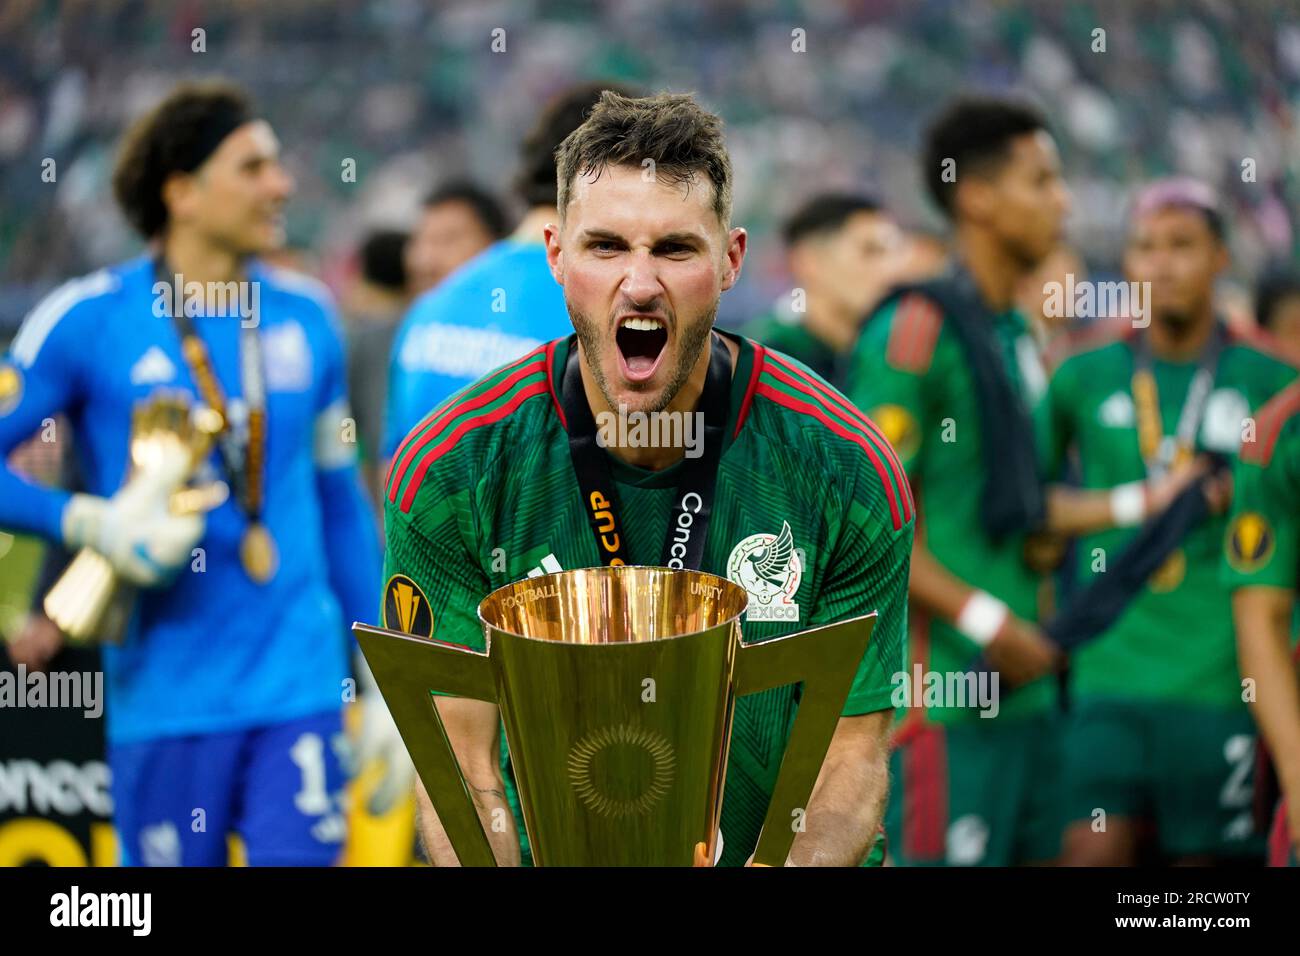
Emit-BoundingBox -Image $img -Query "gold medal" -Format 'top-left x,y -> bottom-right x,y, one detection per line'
241,522 -> 279,584
1148,547 -> 1186,593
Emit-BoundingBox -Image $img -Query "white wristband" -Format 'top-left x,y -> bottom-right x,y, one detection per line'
955,591 -> 1009,647
1109,481 -> 1147,527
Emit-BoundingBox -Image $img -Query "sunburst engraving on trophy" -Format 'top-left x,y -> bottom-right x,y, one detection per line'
566,723 -> 677,818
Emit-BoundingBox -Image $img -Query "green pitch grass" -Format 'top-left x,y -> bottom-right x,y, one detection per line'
0,533 -> 44,640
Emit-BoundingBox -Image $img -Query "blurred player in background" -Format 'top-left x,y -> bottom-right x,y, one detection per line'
343,229 -> 411,507
384,90 -> 913,866
0,80 -> 381,865
1040,178 -> 1296,865
848,96 -> 1070,866
382,82 -> 635,462
746,193 -> 906,384
403,181 -> 508,296
1224,377 -> 1300,867
1254,267 -> 1300,360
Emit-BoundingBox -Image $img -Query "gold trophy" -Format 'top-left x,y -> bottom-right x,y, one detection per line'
353,565 -> 875,866
43,391 -> 226,643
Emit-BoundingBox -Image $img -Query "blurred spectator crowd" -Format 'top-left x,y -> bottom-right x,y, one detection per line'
2,0 -> 1299,333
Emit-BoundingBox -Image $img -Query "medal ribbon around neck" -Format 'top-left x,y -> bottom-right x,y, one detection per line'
155,255 -> 276,582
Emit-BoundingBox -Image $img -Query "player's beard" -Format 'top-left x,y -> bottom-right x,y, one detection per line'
570,301 -> 716,415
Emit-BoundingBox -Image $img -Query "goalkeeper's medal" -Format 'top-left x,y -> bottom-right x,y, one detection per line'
162,255 -> 276,583
241,522 -> 278,584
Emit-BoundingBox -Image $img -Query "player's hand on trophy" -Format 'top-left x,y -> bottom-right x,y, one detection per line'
985,615 -> 1062,686
355,654 -> 416,815
61,469 -> 207,588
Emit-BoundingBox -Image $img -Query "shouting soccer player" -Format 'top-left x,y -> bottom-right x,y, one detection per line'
1224,378 -> 1300,867
383,91 -> 913,866
1040,179 -> 1296,865
847,97 -> 1071,866
0,81 -> 380,865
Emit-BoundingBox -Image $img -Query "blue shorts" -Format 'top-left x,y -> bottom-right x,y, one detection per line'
110,709 -> 348,866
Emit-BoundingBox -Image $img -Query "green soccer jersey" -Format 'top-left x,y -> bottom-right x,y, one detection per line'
382,330 -> 913,866
1038,327 -> 1297,708
745,305 -> 840,383
846,292 -> 1054,723
1222,380 -> 1300,593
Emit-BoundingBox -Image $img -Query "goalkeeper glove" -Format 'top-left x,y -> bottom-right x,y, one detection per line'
61,470 -> 206,588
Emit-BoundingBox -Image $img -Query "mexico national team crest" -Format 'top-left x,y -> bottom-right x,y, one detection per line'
727,521 -> 802,622
383,573 -> 434,637
1225,512 -> 1275,574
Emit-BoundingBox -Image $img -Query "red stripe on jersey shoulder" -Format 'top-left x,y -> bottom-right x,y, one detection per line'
387,348 -> 548,504
398,379 -> 550,512
885,294 -> 943,374
761,351 -> 913,520
1244,380 -> 1300,466
545,338 -> 568,429
732,339 -> 766,439
756,381 -> 905,531
387,345 -> 546,487
388,345 -> 544,473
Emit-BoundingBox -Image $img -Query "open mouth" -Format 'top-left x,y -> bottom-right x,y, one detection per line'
615,316 -> 669,382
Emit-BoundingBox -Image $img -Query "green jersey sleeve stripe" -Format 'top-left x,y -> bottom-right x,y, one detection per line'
763,350 -> 914,519
396,377 -> 551,512
387,355 -> 548,503
387,345 -> 548,489
757,367 -> 911,523
756,380 -> 907,531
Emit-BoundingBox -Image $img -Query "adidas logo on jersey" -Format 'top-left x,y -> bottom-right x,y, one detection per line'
129,346 -> 177,385
527,553 -> 563,578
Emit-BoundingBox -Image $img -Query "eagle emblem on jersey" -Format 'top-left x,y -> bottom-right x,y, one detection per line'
727,521 -> 802,622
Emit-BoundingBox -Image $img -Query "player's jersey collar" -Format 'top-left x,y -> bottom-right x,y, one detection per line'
548,329 -> 756,488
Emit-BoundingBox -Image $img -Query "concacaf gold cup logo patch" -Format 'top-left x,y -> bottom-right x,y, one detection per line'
383,573 -> 434,637
1225,512 -> 1275,574
869,404 -> 919,462
0,362 -> 22,416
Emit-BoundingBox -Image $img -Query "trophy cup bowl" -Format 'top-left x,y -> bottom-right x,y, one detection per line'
354,565 -> 874,866
43,391 -> 225,643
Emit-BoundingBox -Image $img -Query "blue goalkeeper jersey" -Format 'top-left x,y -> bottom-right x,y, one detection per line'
383,240 -> 572,457
0,255 -> 371,744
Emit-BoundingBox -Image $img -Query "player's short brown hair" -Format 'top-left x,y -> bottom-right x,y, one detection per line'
555,90 -> 733,225
515,81 -> 640,209
111,79 -> 255,239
